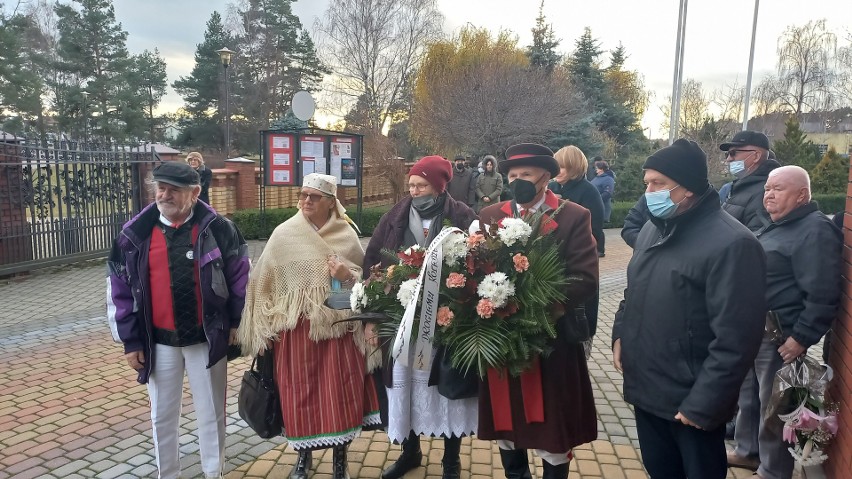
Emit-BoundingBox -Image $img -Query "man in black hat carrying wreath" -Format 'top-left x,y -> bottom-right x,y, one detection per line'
612,139 -> 767,478
477,143 -> 600,479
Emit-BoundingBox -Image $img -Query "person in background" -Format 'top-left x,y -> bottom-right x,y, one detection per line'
238,173 -> 379,479
186,152 -> 213,205
620,194 -> 649,249
613,139 -> 766,479
550,145 -> 605,261
363,156 -> 478,479
475,155 -> 503,213
107,161 -> 250,479
727,166 -> 842,479
446,155 -> 477,208
590,160 -> 615,223
720,131 -> 780,232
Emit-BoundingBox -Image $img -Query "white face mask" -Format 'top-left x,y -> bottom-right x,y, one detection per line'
729,160 -> 746,177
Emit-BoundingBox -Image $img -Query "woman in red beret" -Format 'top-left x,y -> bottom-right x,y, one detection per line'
362,155 -> 478,479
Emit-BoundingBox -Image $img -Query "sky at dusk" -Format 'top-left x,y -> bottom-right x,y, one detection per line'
110,0 -> 852,137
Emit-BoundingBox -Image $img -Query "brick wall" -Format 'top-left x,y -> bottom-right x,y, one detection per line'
825,162 -> 852,478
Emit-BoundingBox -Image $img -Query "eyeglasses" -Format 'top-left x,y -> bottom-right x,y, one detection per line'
725,149 -> 758,158
408,183 -> 431,191
298,192 -> 332,202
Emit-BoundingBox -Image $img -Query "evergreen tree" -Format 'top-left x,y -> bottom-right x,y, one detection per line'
0,12 -> 46,134
173,11 -> 233,149
811,147 -> 848,193
772,117 -> 822,171
54,0 -> 139,143
525,1 -> 560,73
130,49 -> 167,143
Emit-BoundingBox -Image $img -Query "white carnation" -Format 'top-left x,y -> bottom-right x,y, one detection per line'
349,282 -> 367,312
497,218 -> 533,246
442,231 -> 469,266
397,278 -> 419,307
477,272 -> 515,308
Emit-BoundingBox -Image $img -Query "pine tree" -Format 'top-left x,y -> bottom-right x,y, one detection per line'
772,117 -> 822,172
525,0 -> 561,73
0,12 -> 46,135
54,0 -> 138,143
130,49 -> 167,143
811,147 -> 849,193
173,11 -> 233,149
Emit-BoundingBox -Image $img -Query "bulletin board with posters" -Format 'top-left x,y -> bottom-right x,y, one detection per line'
265,133 -> 296,185
260,130 -> 362,188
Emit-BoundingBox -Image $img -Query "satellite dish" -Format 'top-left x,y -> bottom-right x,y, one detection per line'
291,91 -> 316,122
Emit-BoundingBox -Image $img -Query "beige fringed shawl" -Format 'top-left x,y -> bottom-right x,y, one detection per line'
238,211 -> 378,369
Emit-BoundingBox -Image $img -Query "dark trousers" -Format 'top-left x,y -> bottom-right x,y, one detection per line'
635,407 -> 726,479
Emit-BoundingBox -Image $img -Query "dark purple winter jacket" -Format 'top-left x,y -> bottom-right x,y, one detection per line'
107,201 -> 250,383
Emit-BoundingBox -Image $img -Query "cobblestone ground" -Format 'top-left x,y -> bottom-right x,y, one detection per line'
0,231 -> 801,478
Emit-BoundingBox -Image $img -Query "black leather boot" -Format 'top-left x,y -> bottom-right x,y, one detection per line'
382,432 -> 423,479
288,450 -> 311,479
441,435 -> 462,479
333,445 -> 351,479
541,461 -> 569,479
498,448 -> 532,479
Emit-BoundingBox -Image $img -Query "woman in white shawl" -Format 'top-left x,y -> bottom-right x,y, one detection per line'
239,174 -> 379,479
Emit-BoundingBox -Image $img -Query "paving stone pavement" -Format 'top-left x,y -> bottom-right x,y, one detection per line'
0,231 -> 800,478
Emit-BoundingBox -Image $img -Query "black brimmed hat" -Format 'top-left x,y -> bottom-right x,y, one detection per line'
719,130 -> 770,151
153,161 -> 200,187
499,143 -> 560,177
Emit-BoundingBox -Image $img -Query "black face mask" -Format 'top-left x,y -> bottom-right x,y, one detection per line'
412,194 -> 436,211
509,176 -> 544,204
455,163 -> 465,171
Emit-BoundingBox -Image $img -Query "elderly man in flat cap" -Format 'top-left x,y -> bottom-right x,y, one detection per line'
477,143 -> 599,479
108,161 -> 250,479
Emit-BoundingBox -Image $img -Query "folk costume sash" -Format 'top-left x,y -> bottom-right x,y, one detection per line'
488,189 -> 562,431
238,211 -> 378,368
392,226 -> 462,370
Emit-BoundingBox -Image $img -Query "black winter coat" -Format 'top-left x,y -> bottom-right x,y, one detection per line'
722,159 -> 780,232
757,202 -> 842,348
613,188 -> 767,430
621,194 -> 649,248
549,177 -> 604,335
362,195 -> 476,276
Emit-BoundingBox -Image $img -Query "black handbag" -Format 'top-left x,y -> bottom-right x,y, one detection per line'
557,306 -> 592,344
428,345 -> 479,399
238,354 -> 283,438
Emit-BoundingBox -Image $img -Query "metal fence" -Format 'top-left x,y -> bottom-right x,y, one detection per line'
0,140 -> 160,275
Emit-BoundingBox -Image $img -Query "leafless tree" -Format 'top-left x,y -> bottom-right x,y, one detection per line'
712,80 -> 745,123
835,33 -> 852,108
776,19 -> 837,115
315,0 -> 443,132
413,60 -> 587,155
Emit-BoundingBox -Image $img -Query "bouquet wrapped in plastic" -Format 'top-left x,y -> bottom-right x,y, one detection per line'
768,355 -> 838,466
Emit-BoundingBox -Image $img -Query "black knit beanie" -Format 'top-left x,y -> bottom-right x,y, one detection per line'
643,139 -> 709,194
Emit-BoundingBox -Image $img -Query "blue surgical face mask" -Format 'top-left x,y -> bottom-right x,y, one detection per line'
728,160 -> 746,177
645,185 -> 682,219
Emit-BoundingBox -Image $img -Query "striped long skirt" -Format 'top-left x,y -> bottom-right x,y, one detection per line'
274,319 -> 380,450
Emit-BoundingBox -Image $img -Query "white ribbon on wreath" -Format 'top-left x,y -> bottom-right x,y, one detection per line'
392,226 -> 463,370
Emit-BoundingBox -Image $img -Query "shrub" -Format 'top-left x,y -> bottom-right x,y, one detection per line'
813,193 -> 846,215
232,205 -> 394,239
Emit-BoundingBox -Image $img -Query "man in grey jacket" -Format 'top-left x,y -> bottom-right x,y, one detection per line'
613,139 -> 767,479
446,155 -> 476,207
727,166 -> 841,479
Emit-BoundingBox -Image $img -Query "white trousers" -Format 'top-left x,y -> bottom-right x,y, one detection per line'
496,440 -> 572,466
147,343 -> 227,479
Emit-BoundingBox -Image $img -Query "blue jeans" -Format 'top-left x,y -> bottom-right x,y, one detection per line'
733,338 -> 794,479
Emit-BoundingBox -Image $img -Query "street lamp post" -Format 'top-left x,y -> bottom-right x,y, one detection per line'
82,90 -> 89,147
216,47 -> 236,157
